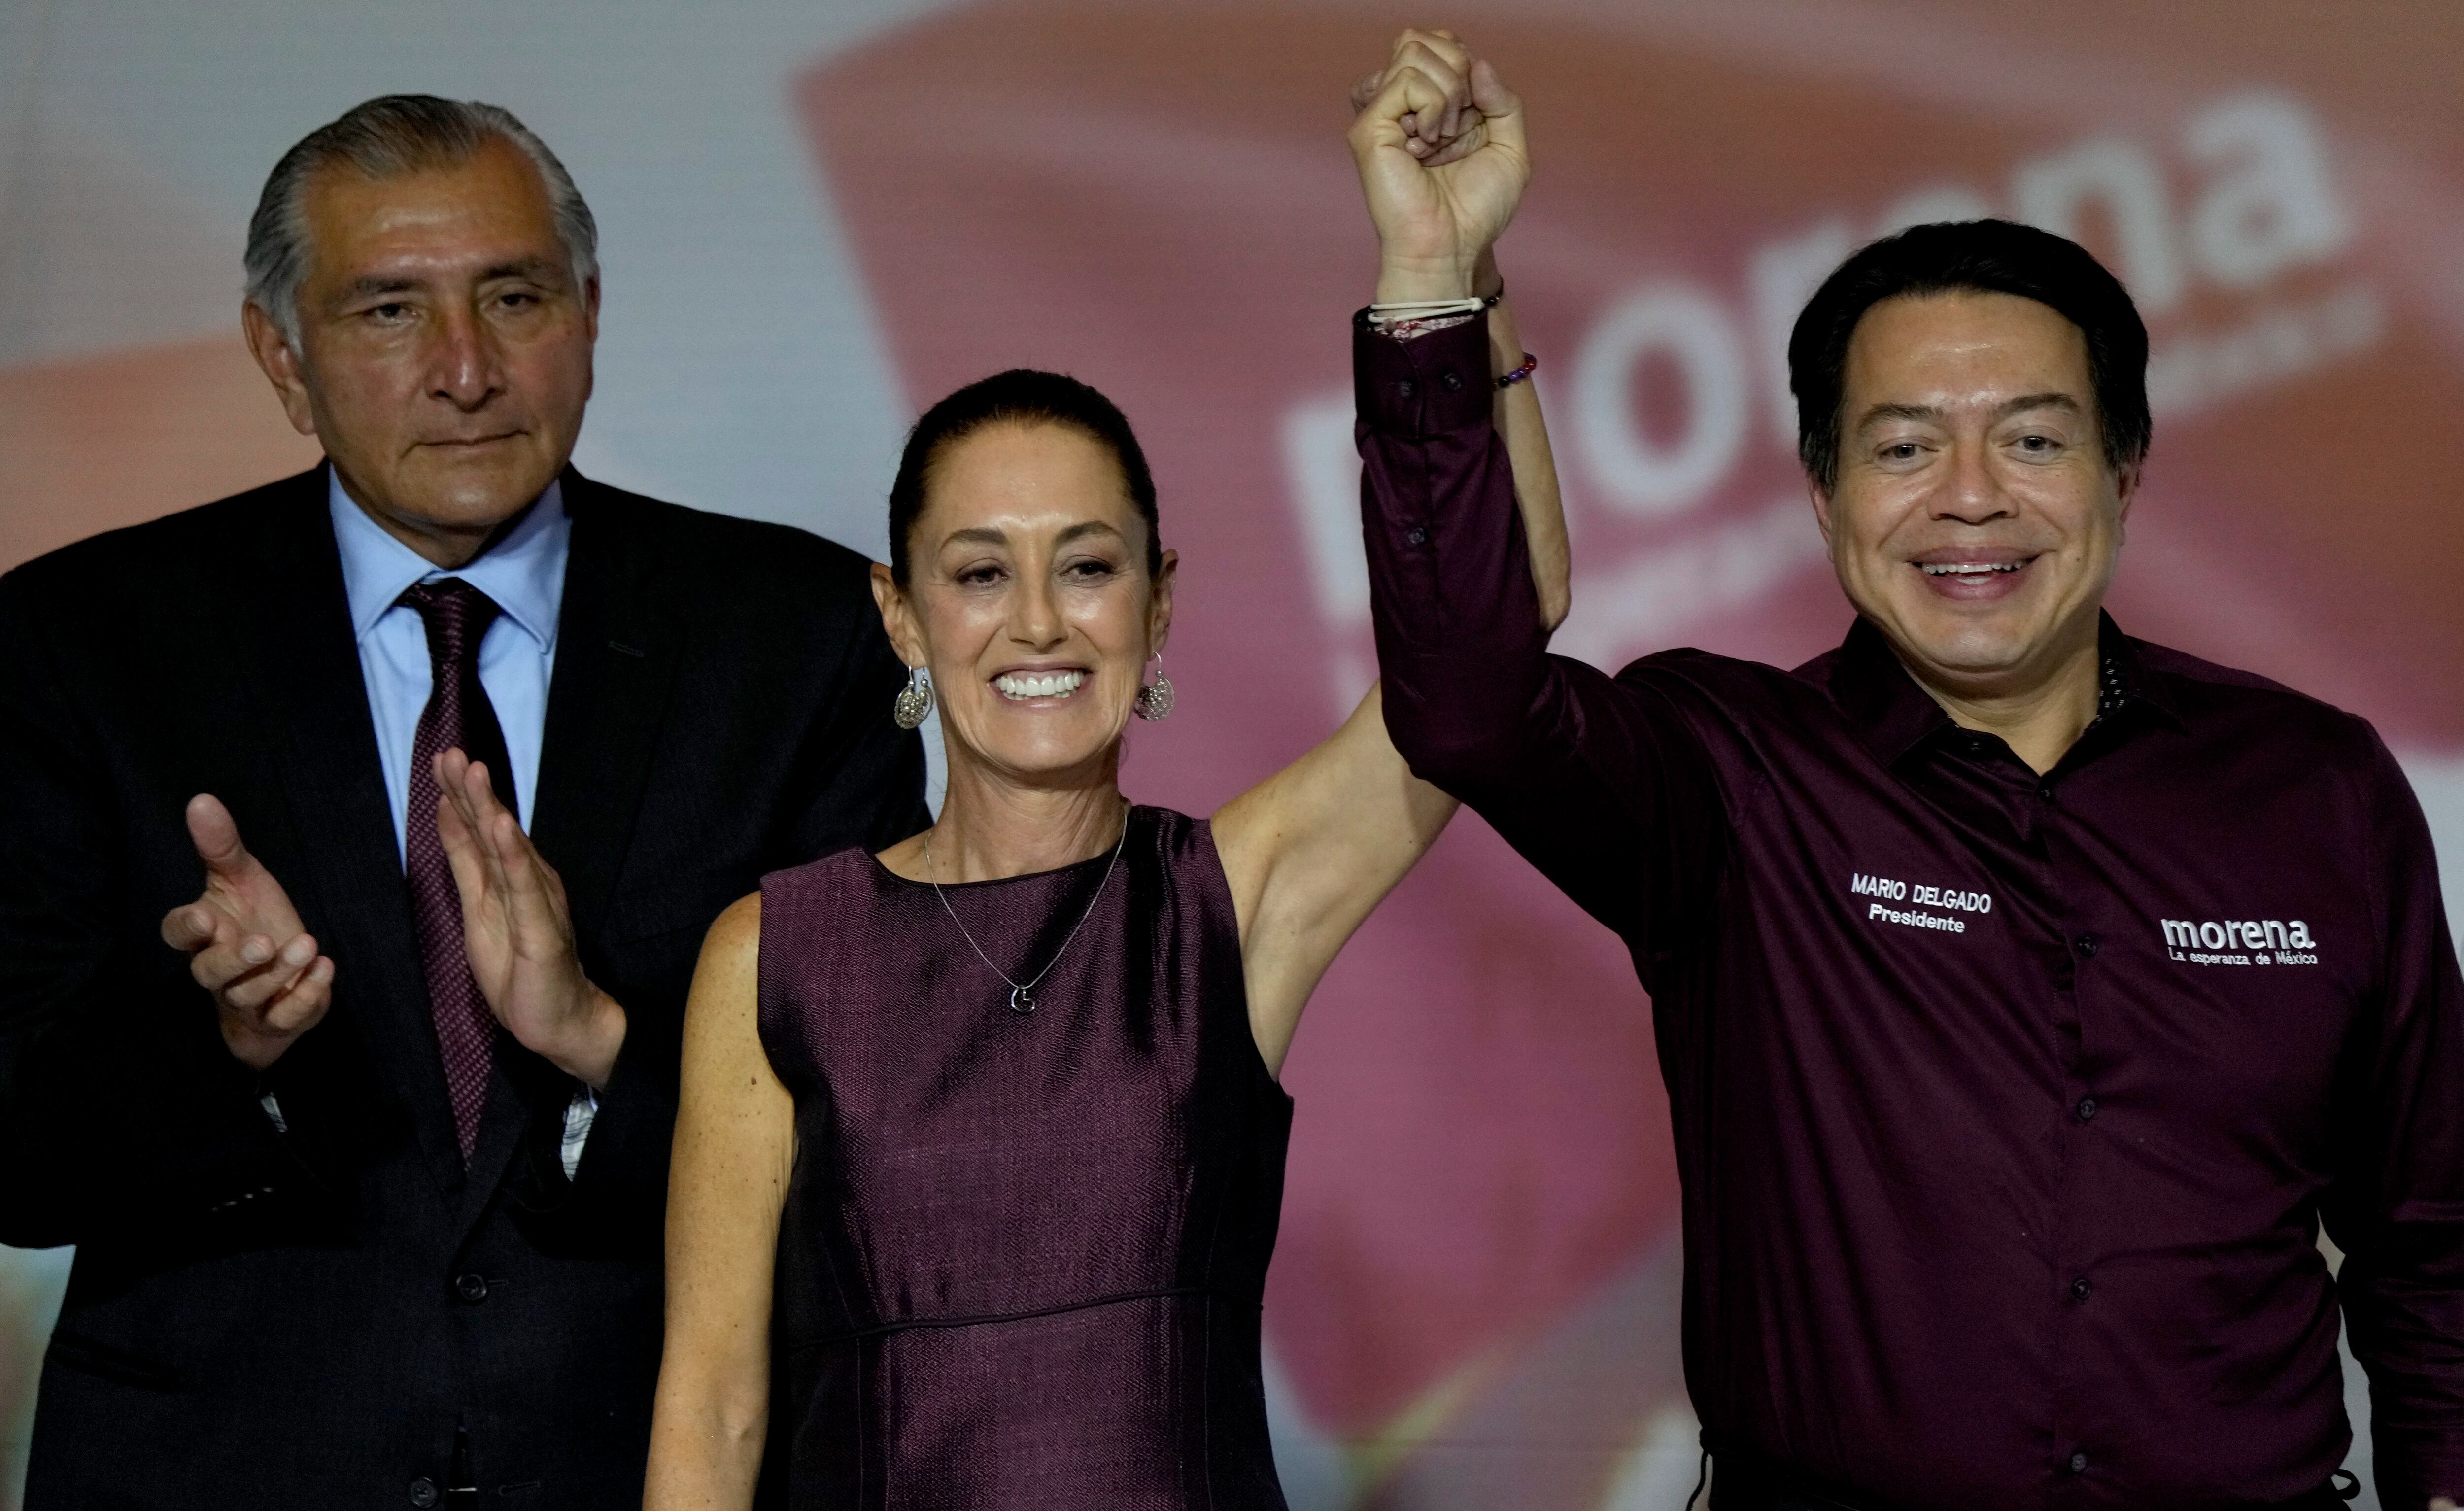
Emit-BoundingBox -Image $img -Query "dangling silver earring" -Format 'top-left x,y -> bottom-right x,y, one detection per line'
892,666 -> 934,729
1132,653 -> 1174,721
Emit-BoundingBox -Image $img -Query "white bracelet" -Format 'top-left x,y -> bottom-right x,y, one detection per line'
1370,297 -> 1478,318
1366,295 -> 1489,325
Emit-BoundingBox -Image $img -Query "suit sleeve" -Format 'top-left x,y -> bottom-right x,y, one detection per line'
504,552 -> 925,1239
2323,729 -> 2464,1507
0,573 -> 299,1247
1355,313 -> 1726,961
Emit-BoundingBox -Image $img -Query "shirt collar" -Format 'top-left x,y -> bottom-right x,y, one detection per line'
328,466 -> 569,654
1822,610 -> 2180,769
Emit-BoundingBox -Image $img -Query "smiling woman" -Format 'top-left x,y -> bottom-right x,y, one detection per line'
643,349 -> 1565,1509
873,370 -> 1171,801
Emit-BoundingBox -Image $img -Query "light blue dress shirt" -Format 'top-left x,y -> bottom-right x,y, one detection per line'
329,471 -> 568,863
324,471 -> 595,1172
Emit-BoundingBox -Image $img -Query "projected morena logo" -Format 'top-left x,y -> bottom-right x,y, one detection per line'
1571,91 -> 2355,524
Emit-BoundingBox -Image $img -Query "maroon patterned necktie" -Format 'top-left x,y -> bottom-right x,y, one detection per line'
399,579 -> 519,1163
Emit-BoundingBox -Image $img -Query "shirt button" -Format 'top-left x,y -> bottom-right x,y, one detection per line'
454,1272 -> 489,1304
2077,1097 -> 2099,1122
2037,783 -> 2055,801
2073,933 -> 2100,958
1405,526 -> 1429,546
409,1479 -> 441,1509
1397,378 -> 1416,399
2070,1276 -> 2092,1301
2069,1450 -> 2089,1473
1439,369 -> 1464,393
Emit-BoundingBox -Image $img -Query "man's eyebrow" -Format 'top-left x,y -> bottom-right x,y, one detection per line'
341,275 -> 424,299
1992,392 -> 2083,422
479,257 -> 566,283
1854,393 -> 2086,432
1855,402 -> 1942,433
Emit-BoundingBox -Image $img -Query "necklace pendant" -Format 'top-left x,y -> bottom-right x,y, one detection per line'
1009,984 -> 1037,1016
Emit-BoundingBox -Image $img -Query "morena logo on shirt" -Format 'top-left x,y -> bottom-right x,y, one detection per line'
2159,917 -> 2320,966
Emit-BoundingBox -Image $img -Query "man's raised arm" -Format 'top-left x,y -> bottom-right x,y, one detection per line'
1346,30 -> 1722,947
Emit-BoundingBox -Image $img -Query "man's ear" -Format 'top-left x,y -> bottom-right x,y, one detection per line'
1807,479 -> 1839,555
241,302 -> 319,439
869,561 -> 925,670
2113,460 -> 2142,540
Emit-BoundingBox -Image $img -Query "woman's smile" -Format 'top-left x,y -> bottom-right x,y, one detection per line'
991,667 -> 1090,701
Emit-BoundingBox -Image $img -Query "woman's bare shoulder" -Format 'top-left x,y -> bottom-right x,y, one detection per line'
698,893 -> 763,975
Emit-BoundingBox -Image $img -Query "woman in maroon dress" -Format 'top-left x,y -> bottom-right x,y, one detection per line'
646,57 -> 1548,1505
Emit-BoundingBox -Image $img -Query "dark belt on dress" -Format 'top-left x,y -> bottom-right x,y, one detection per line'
1705,1446 -> 2362,1511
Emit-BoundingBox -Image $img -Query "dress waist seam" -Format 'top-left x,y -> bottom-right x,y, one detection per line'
791,1284 -> 1260,1350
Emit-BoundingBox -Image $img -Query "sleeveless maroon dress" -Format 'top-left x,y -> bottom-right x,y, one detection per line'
756,806 -> 1294,1508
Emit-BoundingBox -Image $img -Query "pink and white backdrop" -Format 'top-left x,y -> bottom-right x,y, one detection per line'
3,2 -> 2459,1506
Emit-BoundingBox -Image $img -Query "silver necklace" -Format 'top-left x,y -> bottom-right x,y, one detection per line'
923,807 -> 1130,1015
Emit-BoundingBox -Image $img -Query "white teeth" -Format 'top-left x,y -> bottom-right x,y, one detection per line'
993,669 -> 1088,700
1921,562 -> 2022,576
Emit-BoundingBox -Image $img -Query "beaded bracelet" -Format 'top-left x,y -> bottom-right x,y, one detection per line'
1497,351 -> 1539,389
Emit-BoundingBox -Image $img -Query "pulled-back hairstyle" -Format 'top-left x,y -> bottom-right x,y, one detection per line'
887,369 -> 1162,586
1787,219 -> 2151,494
245,95 -> 597,348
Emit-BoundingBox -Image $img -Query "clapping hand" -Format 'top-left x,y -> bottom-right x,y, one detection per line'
434,748 -> 625,1088
1346,28 -> 1530,305
163,794 -> 334,1071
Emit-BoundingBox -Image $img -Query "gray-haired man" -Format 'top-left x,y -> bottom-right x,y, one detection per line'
0,96 -> 926,1508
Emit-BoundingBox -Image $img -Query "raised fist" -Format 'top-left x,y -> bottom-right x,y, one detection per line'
1346,28 -> 1531,304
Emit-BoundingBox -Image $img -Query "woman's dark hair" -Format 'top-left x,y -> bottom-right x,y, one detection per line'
887,368 -> 1162,586
1787,219 -> 2151,493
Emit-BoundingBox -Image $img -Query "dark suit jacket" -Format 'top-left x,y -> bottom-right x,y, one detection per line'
0,465 -> 927,1510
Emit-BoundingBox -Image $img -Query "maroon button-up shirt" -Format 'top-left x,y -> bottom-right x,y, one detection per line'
1354,314 -> 2464,1510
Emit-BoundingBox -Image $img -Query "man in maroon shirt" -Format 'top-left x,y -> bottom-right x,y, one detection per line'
1347,30 -> 2464,1511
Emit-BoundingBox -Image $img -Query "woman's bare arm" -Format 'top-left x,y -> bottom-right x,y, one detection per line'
643,896 -> 793,1511
1489,285 -> 1569,632
1212,686 -> 1454,1076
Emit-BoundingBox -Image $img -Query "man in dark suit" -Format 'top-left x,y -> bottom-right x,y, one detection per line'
0,96 -> 926,1508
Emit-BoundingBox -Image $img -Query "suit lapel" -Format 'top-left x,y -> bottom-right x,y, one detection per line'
528,470 -> 683,950
227,467 -> 470,1204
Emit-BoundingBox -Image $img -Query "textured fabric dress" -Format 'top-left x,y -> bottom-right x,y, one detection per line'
757,805 -> 1295,1509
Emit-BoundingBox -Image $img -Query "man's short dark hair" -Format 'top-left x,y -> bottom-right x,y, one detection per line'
1787,219 -> 2151,493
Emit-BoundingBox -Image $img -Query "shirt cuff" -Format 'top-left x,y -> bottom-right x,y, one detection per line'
559,1085 -> 598,1180
1353,309 -> 1495,441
